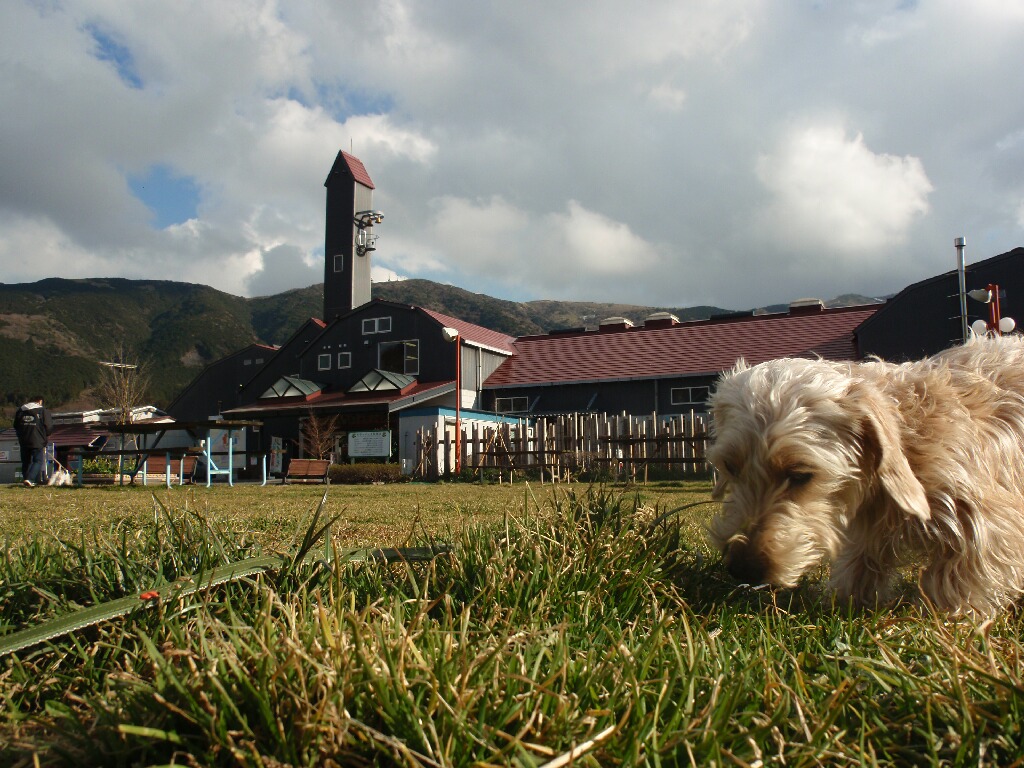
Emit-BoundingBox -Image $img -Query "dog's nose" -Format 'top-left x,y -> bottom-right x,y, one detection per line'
724,542 -> 769,584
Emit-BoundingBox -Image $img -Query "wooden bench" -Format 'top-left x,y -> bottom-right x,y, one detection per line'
137,455 -> 199,485
283,459 -> 330,484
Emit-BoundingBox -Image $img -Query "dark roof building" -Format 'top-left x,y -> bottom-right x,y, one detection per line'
483,302 -> 879,416
857,246 -> 1024,361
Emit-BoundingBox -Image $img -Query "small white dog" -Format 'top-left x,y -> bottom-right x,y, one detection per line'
707,333 -> 1024,614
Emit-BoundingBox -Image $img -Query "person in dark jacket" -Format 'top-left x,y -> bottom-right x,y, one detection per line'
14,397 -> 53,487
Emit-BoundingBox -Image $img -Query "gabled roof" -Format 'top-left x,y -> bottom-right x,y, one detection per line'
325,150 -> 375,190
304,299 -> 517,356
420,308 -> 517,354
260,376 -> 322,400
238,318 -> 326,394
166,342 -> 278,414
484,305 -> 879,388
856,246 -> 1024,334
348,369 -> 416,394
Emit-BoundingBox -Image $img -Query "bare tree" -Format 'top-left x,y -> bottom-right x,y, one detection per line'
97,343 -> 151,425
301,409 -> 339,460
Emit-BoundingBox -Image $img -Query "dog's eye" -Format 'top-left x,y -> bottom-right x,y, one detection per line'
787,470 -> 813,487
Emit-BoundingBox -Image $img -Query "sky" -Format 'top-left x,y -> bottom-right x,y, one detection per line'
2,1 -> 1024,311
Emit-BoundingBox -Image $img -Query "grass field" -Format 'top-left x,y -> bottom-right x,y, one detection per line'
1,479 -> 1023,766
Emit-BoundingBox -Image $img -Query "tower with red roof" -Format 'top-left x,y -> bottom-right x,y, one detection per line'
323,151 -> 378,321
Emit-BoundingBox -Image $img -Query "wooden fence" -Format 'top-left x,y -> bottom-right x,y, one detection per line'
413,412 -> 710,482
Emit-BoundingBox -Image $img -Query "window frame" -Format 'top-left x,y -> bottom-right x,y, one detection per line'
378,339 -> 419,375
317,353 -> 332,371
362,316 -> 392,335
337,352 -> 352,369
670,386 -> 710,408
495,396 -> 530,414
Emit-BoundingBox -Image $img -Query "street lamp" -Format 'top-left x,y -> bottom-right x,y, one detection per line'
968,284 -> 1016,337
441,327 -> 462,475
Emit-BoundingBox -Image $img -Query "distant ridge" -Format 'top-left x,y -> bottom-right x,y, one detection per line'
0,276 -> 881,421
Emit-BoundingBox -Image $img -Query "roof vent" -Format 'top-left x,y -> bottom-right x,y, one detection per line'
643,312 -> 680,329
788,298 -> 825,315
599,316 -> 635,332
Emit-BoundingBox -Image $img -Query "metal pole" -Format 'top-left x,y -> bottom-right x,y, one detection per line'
455,335 -> 462,475
989,283 -> 1002,334
955,236 -> 968,343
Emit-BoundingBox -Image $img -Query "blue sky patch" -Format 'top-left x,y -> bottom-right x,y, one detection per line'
129,166 -> 201,228
85,24 -> 143,89
311,81 -> 395,121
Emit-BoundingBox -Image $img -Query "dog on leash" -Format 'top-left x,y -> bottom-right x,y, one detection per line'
706,333 -> 1024,614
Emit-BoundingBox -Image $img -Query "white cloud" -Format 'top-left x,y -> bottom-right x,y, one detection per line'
546,201 -> 661,275
2,0 -> 1024,311
647,83 -> 687,112
754,120 -> 933,255
371,266 -> 408,283
246,244 -> 320,297
415,196 -> 662,299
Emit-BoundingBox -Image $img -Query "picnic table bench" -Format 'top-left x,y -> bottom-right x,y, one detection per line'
283,459 -> 331,484
136,454 -> 200,485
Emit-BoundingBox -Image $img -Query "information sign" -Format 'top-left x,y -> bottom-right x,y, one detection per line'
348,430 -> 392,458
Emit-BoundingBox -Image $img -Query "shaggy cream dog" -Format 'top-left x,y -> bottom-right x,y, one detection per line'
706,334 -> 1024,614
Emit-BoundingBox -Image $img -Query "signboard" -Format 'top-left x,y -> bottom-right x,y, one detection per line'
270,436 -> 283,474
348,430 -> 392,458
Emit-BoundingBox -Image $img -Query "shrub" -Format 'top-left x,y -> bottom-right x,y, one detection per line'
328,462 -> 407,484
79,456 -> 120,475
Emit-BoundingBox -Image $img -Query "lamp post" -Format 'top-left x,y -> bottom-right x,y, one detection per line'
442,327 -> 462,475
968,284 -> 1016,337
955,237 -> 969,343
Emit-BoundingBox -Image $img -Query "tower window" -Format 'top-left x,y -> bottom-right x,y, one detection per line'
318,354 -> 332,371
338,352 -> 352,369
333,254 -> 344,273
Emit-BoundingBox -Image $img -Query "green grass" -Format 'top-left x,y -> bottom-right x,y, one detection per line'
1,480 -> 1023,766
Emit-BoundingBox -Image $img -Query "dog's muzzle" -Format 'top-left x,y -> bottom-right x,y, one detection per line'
722,538 -> 770,585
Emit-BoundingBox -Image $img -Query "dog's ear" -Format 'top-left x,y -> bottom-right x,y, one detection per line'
711,471 -> 728,500
854,385 -> 930,521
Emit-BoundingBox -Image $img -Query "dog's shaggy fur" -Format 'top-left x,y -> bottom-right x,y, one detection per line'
706,334 -> 1024,614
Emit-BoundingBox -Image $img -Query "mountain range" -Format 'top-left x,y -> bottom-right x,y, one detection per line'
0,277 -> 883,423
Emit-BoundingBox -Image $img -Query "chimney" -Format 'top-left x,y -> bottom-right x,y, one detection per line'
788,298 -> 825,316
643,312 -> 680,329
598,316 -> 635,332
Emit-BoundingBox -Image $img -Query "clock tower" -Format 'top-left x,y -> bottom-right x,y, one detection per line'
323,151 -> 380,321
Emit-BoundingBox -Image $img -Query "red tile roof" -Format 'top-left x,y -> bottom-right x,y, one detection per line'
225,381 -> 454,415
421,308 -> 517,354
484,305 -> 879,388
341,151 -> 375,189
0,424 -> 111,449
